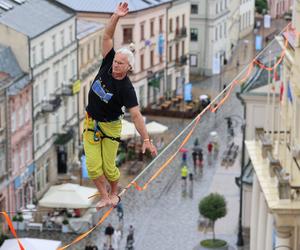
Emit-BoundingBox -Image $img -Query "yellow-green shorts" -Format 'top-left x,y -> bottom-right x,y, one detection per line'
83,116 -> 121,181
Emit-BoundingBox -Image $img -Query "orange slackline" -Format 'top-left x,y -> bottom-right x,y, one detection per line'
3,23 -> 295,250
0,212 -> 25,250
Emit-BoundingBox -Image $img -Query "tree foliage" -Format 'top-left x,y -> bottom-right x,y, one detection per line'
255,0 -> 268,14
199,193 -> 227,241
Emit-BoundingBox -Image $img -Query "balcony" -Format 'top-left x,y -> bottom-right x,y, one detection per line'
175,27 -> 187,39
41,96 -> 62,113
175,55 -> 187,67
61,80 -> 81,96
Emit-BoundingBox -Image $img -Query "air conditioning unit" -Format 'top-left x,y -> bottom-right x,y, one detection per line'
292,145 -> 300,159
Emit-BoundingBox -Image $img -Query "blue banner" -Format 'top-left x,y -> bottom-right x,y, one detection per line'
255,35 -> 262,51
184,83 -> 192,102
81,155 -> 89,179
158,34 -> 164,56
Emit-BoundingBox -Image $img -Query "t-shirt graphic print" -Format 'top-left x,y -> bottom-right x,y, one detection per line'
92,77 -> 113,104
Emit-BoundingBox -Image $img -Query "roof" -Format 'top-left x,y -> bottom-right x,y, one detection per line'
77,19 -> 105,40
0,0 -> 74,38
0,44 -> 22,79
56,0 -> 171,13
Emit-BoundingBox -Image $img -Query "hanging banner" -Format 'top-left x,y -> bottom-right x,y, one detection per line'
184,83 -> 192,102
255,35 -> 263,51
212,56 -> 220,75
264,14 -> 271,28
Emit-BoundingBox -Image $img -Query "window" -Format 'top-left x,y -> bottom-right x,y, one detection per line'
139,85 -> 145,107
191,4 -> 198,14
140,23 -> 145,41
35,124 -> 40,148
150,50 -> 154,66
44,119 -> 48,140
220,24 -> 222,39
93,40 -> 96,57
27,141 -> 31,163
55,71 -> 59,88
182,40 -> 185,56
43,79 -> 47,99
159,16 -> 163,33
169,46 -> 172,62
150,19 -> 155,37
25,103 -> 30,122
140,54 -> 144,71
123,27 -> 133,44
11,111 -> 16,132
175,43 -> 179,62
176,16 -> 179,31
169,18 -> 173,33
21,145 -> 24,166
190,28 -> 198,41
32,47 -> 36,66
63,65 -> 67,82
220,0 -> 223,11
87,44 -> 91,61
45,159 -> 50,183
52,35 -> 56,53
216,3 -> 219,14
69,25 -> 73,42
83,85 -> 87,108
182,14 -> 185,27
215,27 -> 218,40
224,22 -> 227,37
71,59 -> 76,78
60,30 -> 65,48
99,36 -> 102,55
40,42 -> 45,61
80,48 -> 84,66
190,55 -> 197,67
34,84 -> 39,105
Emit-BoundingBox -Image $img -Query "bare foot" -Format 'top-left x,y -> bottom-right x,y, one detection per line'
109,194 -> 121,207
96,197 -> 111,211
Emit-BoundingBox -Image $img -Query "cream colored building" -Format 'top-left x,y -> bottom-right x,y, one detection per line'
57,0 -> 190,107
77,19 -> 104,138
245,1 -> 300,249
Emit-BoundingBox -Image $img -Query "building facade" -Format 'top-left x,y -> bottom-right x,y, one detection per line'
239,0 -> 255,38
189,0 -> 231,76
245,1 -> 300,249
268,0 -> 293,19
57,0 -> 190,108
0,0 -> 78,200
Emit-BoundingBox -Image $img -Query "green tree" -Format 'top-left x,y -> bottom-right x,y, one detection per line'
199,193 -> 227,241
255,0 -> 268,14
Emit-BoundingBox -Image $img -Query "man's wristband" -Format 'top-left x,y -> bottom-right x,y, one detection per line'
143,138 -> 152,143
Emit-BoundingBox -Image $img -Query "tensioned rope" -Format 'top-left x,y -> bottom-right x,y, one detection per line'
0,23 -> 295,250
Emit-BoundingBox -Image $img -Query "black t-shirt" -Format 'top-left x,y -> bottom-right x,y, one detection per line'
86,48 -> 138,121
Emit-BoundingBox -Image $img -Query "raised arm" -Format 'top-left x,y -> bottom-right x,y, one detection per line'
102,2 -> 129,58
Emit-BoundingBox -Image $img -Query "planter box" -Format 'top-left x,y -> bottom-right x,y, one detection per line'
193,241 -> 229,250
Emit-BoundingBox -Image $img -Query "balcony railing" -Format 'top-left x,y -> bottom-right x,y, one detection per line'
41,96 -> 62,113
175,27 -> 187,39
175,55 -> 187,67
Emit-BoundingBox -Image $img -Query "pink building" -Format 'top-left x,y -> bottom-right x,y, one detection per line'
8,79 -> 34,212
268,0 -> 293,18
0,45 -> 34,213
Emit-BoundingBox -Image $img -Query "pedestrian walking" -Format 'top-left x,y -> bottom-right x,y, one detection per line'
112,227 -> 122,250
192,149 -> 197,174
83,1 -> 157,210
188,172 -> 194,198
182,151 -> 187,163
102,243 -> 108,250
181,165 -> 188,194
207,142 -> 213,166
128,224 -> 135,237
105,223 -> 115,246
126,233 -> 134,250
116,202 -> 124,222
197,149 -> 204,175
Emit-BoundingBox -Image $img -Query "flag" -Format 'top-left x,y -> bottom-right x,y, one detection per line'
287,82 -> 293,103
280,81 -> 284,103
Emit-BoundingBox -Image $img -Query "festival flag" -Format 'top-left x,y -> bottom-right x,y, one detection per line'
287,82 -> 293,103
280,81 -> 284,103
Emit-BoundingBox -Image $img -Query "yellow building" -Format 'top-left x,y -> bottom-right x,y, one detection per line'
246,1 -> 300,249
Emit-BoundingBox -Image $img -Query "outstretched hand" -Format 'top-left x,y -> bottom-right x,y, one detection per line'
142,141 -> 158,157
115,2 -> 129,17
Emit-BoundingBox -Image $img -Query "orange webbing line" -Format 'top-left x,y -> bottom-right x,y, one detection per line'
253,24 -> 291,71
0,212 -> 25,250
130,114 -> 202,191
57,207 -> 113,250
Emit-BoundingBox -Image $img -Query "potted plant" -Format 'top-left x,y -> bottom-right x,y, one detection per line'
62,219 -> 69,233
198,193 -> 228,250
17,214 -> 25,230
12,215 -> 18,230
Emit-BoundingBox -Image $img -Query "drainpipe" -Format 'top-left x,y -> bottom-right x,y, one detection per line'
236,91 -> 246,246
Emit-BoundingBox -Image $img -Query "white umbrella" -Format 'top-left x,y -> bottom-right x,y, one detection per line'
199,94 -> 208,100
121,119 -> 138,139
39,183 -> 97,208
0,238 -> 61,250
146,121 -> 168,135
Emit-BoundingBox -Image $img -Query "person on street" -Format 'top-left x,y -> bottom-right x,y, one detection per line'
188,172 -> 194,198
192,149 -> 197,174
207,142 -> 213,166
105,223 -> 115,246
112,227 -> 122,250
83,2 -> 157,210
116,202 -> 124,222
181,165 -> 188,193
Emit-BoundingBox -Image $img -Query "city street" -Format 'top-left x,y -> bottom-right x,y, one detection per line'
17,18 -> 290,250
